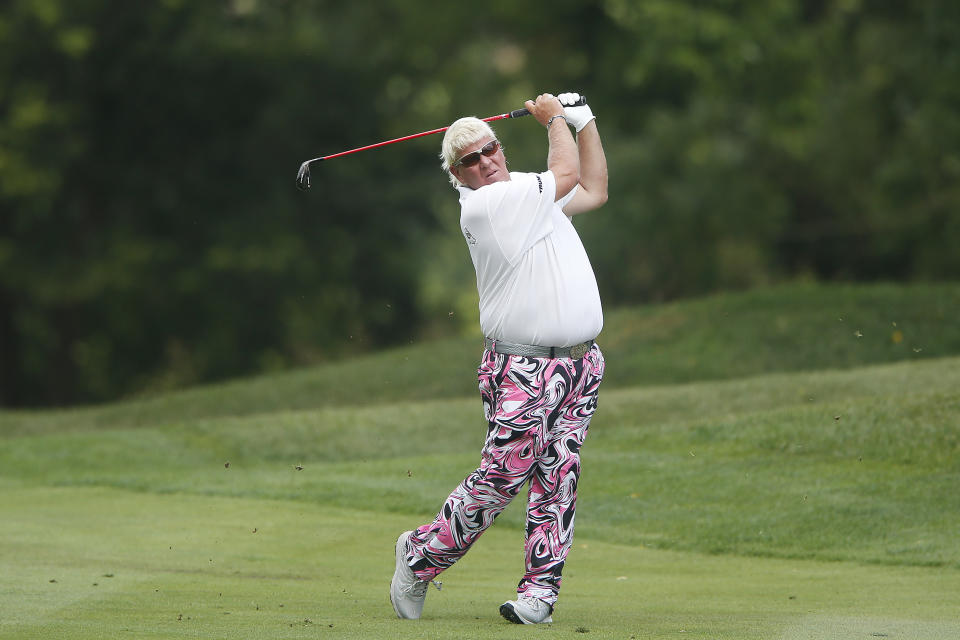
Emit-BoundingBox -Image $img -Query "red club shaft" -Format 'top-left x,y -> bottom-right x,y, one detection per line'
297,99 -> 589,190
317,111 -> 522,162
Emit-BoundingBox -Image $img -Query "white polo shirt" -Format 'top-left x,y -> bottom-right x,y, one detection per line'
458,170 -> 603,347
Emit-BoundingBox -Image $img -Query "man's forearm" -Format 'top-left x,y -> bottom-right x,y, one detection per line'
575,121 -> 607,202
548,117 -> 580,198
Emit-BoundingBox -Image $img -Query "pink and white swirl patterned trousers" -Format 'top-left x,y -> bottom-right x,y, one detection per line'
407,343 -> 605,606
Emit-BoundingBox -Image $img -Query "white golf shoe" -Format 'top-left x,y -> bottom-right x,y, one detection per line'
390,531 -> 429,619
499,594 -> 554,624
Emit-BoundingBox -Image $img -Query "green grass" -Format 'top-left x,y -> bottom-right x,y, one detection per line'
2,282 -> 959,638
3,281 -> 957,434
3,488 -> 959,640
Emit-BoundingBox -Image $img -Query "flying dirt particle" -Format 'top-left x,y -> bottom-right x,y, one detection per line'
575,627 -> 590,633
295,464 -> 304,471
407,470 -> 412,477
177,614 -> 182,621
224,462 -> 230,468
834,415 -> 841,421
854,330 -> 863,338
103,574 -> 114,578
49,579 -> 57,583
92,583 -> 98,587
252,528 -> 258,534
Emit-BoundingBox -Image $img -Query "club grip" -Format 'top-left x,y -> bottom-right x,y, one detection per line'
510,94 -> 587,118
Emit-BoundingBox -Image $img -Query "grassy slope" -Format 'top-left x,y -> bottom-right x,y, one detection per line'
3,356 -> 958,568
3,281 -> 957,434
2,282 -> 959,638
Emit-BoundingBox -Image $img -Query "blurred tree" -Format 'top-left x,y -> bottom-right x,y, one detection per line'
576,0 -> 960,301
0,0 -> 439,405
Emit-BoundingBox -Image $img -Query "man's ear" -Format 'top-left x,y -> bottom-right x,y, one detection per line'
450,165 -> 461,182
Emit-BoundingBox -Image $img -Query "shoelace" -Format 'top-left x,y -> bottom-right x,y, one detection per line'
517,594 -> 547,612
402,579 -> 442,597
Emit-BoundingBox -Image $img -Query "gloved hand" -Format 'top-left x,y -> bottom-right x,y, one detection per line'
559,92 -> 595,132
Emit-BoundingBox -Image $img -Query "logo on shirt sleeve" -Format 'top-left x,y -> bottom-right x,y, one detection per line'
462,226 -> 478,245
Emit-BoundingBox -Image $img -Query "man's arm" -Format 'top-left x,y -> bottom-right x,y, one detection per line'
550,94 -> 607,215
524,94 -> 580,201
562,120 -> 608,215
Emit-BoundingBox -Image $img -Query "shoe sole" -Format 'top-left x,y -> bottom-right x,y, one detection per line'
499,602 -> 553,625
499,602 -> 525,624
390,531 -> 414,619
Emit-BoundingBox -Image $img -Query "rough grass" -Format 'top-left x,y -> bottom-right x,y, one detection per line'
3,281 -> 957,434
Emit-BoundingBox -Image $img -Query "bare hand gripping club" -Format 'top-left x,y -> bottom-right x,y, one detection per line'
295,95 -> 587,190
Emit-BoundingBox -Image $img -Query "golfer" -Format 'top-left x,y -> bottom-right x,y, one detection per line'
390,92 -> 608,625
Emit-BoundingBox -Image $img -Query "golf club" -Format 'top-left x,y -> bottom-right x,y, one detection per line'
295,95 -> 587,190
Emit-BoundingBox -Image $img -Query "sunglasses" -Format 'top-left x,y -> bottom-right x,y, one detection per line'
454,140 -> 501,168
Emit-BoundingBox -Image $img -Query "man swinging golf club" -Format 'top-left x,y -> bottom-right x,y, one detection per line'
390,91 -> 608,625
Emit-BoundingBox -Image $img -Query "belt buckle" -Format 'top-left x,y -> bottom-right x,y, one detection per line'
569,342 -> 589,359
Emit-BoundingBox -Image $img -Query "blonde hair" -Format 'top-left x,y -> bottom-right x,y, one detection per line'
439,117 -> 499,188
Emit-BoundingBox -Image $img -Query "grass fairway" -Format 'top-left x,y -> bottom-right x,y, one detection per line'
2,283 -> 959,638
3,488 -> 958,640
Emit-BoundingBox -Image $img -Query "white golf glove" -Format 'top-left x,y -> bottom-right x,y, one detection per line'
558,92 -> 595,132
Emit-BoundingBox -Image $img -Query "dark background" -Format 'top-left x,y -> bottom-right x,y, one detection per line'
2,0 -> 958,406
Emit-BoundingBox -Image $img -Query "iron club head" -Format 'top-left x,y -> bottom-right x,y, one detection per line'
296,159 -> 316,191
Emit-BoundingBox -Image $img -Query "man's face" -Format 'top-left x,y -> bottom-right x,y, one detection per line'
450,137 -> 509,189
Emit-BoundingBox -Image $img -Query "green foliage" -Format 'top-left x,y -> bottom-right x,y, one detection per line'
2,1 -> 959,406
0,1 -> 437,405
577,0 -> 960,300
